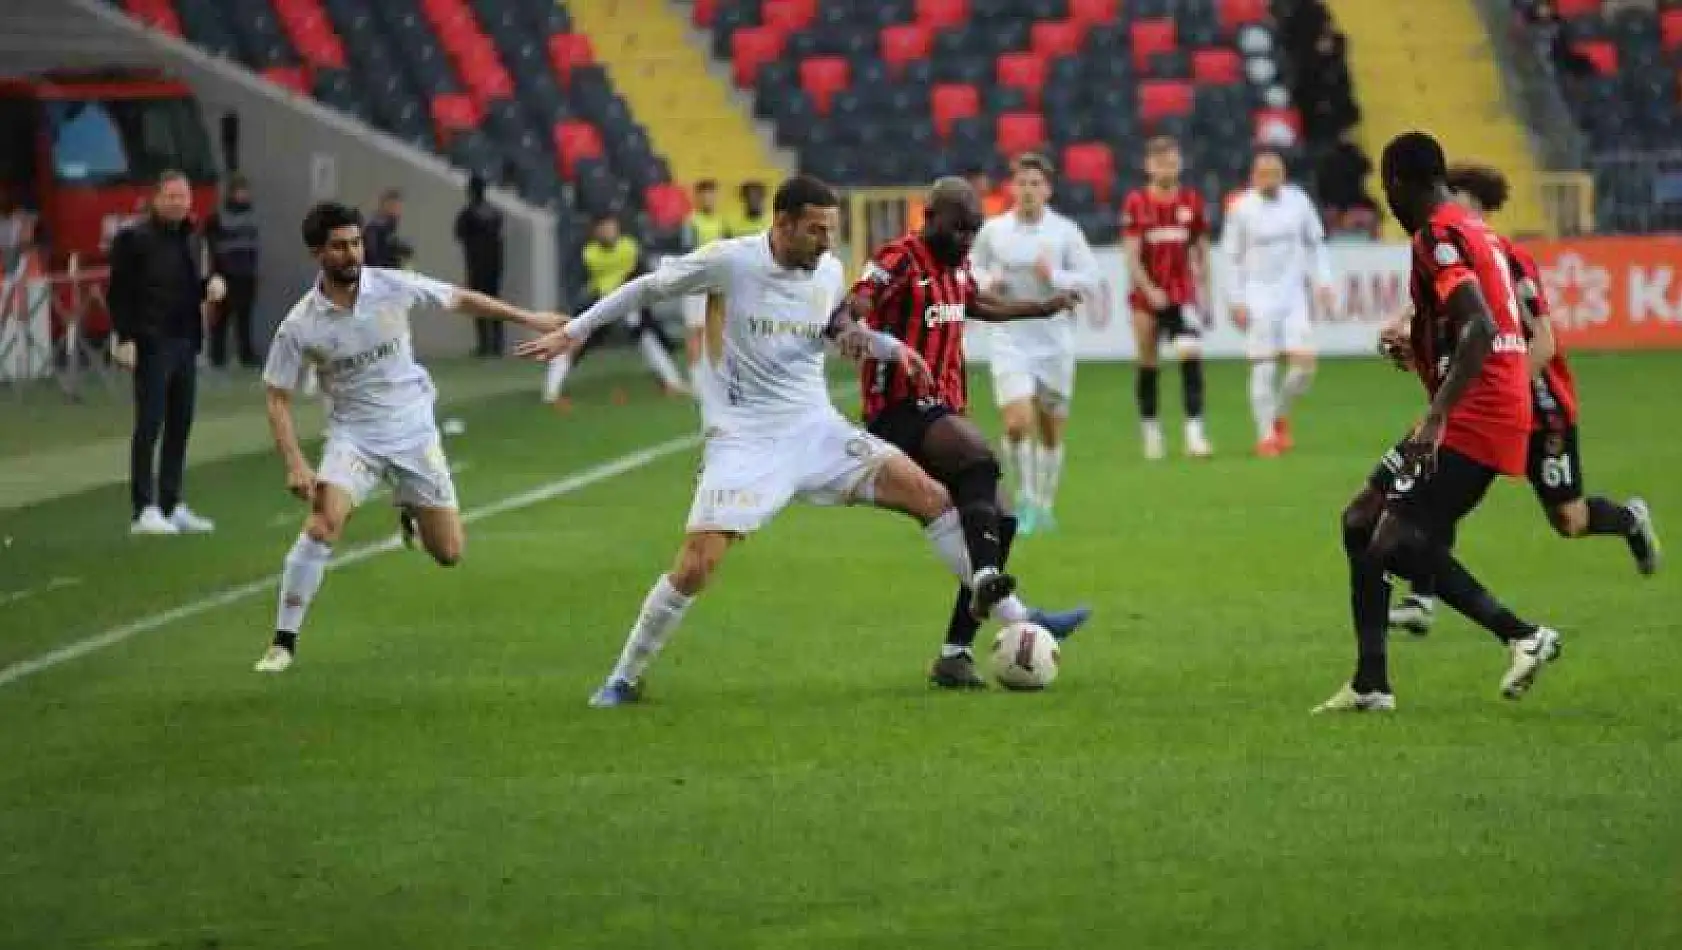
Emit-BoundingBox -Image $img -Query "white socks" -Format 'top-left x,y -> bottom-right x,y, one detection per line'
276,533 -> 332,637
1249,360 -> 1278,441
1034,444 -> 1064,514
638,332 -> 688,392
608,574 -> 693,684
542,355 -> 571,402
924,510 -> 1030,622
1280,364 -> 1314,419
1004,436 -> 1036,507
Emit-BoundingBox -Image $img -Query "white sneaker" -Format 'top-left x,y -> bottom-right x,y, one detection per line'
1389,594 -> 1436,635
1312,684 -> 1397,714
1142,421 -> 1166,461
130,506 -> 179,535
1500,626 -> 1562,700
1185,420 -> 1213,459
254,645 -> 293,673
168,504 -> 215,533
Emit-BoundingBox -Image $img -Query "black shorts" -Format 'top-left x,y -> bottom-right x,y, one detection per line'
1152,304 -> 1201,341
1527,425 -> 1584,508
865,397 -> 954,461
1367,439 -> 1498,542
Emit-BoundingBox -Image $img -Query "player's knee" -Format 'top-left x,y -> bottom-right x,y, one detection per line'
429,537 -> 464,567
671,535 -> 727,594
304,511 -> 343,545
1002,412 -> 1032,442
950,457 -> 1002,508
1341,502 -> 1377,558
1548,503 -> 1587,538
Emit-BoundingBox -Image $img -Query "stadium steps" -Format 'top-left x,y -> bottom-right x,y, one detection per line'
563,0 -> 782,198
1327,0 -> 1546,237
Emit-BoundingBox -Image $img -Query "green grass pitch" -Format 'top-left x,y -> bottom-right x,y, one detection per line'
1,354 -> 1679,949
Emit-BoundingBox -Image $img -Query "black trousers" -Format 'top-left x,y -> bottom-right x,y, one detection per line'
209,273 -> 259,367
470,271 -> 504,357
130,336 -> 198,518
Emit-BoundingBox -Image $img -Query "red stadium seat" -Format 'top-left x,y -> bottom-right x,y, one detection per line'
692,0 -> 718,28
732,26 -> 787,87
553,120 -> 604,179
123,0 -> 183,37
1138,80 -> 1194,123
644,183 -> 692,231
930,83 -> 980,139
1067,0 -> 1119,27
916,0 -> 970,31
548,33 -> 596,84
1553,0 -> 1600,17
430,92 -> 481,141
1062,142 -> 1114,203
1191,48 -> 1242,85
261,66 -> 312,97
880,24 -> 933,73
996,112 -> 1047,156
763,0 -> 816,33
996,52 -> 1048,108
1252,107 -> 1304,145
799,56 -> 851,114
1131,19 -> 1178,71
1217,0 -> 1270,33
1662,10 -> 1682,51
1031,20 -> 1084,60
1573,40 -> 1618,76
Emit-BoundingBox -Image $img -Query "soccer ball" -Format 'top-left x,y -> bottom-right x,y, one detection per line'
990,622 -> 1060,691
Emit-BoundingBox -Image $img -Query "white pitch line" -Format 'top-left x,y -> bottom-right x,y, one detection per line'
0,435 -> 700,689
0,576 -> 84,608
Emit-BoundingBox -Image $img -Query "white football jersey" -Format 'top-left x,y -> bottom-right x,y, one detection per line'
1221,184 -> 1333,299
563,234 -> 845,435
969,208 -> 1098,357
263,267 -> 458,450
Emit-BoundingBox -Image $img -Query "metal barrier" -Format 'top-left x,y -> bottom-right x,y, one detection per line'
0,254 -> 116,401
1538,171 -> 1595,238
843,187 -> 925,277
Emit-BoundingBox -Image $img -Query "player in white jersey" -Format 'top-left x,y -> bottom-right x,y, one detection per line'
515,176 -> 1062,707
969,153 -> 1100,534
1221,151 -> 1336,457
253,202 -> 563,673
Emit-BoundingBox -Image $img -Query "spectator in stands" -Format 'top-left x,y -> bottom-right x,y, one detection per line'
0,186 -> 39,272
204,173 -> 261,369
455,174 -> 506,358
108,170 -> 223,536
1297,27 -> 1361,141
678,179 -> 726,375
727,180 -> 769,236
1316,129 -> 1379,235
964,167 -> 1011,216
1525,2 -> 1595,78
540,213 -> 687,406
364,188 -> 405,267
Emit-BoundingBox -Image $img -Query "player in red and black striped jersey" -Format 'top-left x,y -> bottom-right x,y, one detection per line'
1121,136 -> 1214,459
1385,163 -> 1662,634
836,177 -> 1092,689
1317,133 -> 1563,714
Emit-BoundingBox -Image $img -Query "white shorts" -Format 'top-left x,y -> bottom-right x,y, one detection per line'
681,294 -> 708,330
317,430 -> 459,510
1244,291 -> 1315,359
686,411 -> 900,534
989,338 -> 1075,416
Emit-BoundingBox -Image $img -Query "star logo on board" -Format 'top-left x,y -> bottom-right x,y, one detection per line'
1540,252 -> 1610,329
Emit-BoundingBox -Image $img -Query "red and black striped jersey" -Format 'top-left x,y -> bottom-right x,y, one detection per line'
1121,185 -> 1207,310
851,233 -> 975,419
1500,236 -> 1579,428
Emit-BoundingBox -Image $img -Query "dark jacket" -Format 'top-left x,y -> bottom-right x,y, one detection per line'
364,213 -> 402,268
454,199 -> 505,290
206,200 -> 260,277
108,215 -> 208,346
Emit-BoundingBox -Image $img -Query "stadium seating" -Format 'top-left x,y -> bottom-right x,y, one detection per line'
1517,0 -> 1682,231
112,0 -> 681,298
713,0 -> 1325,239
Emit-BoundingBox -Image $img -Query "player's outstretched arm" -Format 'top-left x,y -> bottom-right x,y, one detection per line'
823,295 -> 932,386
452,289 -> 566,335
968,288 -> 1080,322
515,246 -> 724,362
264,385 -> 315,500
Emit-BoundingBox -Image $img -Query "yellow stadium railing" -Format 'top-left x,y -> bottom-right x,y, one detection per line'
1537,171 -> 1595,237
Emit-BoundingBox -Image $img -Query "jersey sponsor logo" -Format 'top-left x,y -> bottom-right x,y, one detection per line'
1144,226 -> 1191,244
746,316 -> 826,340
923,302 -> 967,327
326,338 -> 403,374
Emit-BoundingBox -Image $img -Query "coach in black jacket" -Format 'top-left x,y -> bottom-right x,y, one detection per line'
109,170 -> 224,535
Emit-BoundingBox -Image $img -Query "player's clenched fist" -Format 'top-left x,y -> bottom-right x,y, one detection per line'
285,463 -> 317,501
